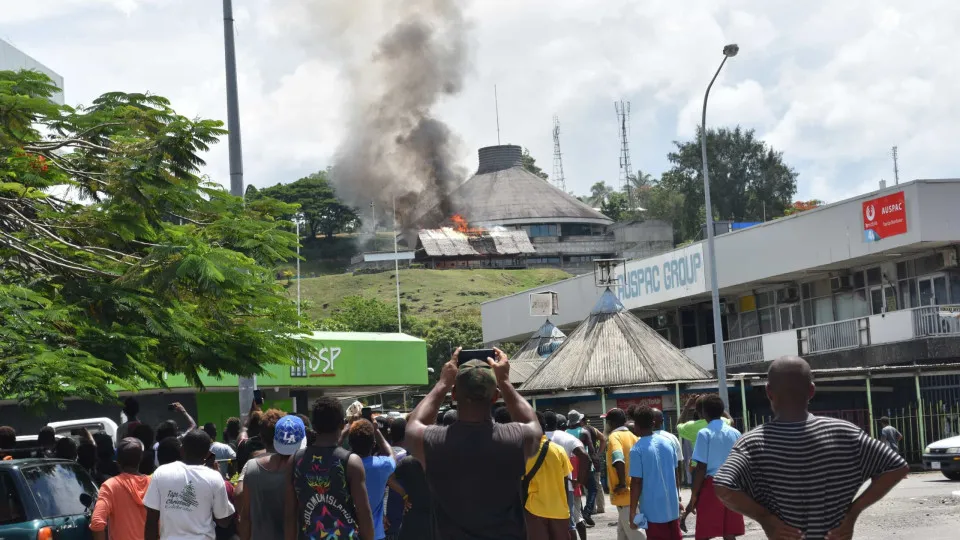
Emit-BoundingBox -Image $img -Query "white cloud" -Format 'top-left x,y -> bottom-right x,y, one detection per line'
3,0 -> 959,207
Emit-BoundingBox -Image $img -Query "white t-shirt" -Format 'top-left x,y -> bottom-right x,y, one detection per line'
655,429 -> 684,462
547,430 -> 584,489
144,461 -> 235,540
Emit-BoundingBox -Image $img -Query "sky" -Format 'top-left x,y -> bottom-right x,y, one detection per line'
3,0 -> 959,205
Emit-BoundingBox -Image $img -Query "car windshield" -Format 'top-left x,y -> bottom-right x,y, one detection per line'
19,462 -> 97,518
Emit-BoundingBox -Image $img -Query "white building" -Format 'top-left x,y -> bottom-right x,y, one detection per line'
483,179 -> 960,374
1,39 -> 64,104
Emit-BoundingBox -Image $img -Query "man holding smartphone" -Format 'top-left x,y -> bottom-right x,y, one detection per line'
406,347 -> 543,540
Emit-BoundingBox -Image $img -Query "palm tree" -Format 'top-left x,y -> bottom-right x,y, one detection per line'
589,182 -> 613,205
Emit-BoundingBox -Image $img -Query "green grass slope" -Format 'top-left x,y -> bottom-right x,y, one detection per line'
292,268 -> 571,321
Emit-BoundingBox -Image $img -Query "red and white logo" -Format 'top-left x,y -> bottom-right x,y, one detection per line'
865,204 -> 876,222
862,191 -> 907,242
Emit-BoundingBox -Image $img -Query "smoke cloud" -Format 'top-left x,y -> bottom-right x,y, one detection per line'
282,0 -> 472,230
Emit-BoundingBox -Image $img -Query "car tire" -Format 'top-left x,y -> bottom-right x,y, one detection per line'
943,471 -> 960,481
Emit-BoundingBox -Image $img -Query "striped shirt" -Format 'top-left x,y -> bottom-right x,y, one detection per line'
713,415 -> 906,540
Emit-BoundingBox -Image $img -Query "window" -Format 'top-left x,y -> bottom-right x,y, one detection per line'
19,463 -> 97,519
527,224 -> 559,238
801,279 -> 833,325
0,472 -> 25,525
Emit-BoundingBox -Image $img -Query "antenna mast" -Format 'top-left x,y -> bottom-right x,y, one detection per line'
615,100 -> 634,209
494,85 -> 501,145
892,146 -> 900,185
552,115 -> 567,192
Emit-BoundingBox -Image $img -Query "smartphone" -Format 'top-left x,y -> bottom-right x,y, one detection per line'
458,349 -> 496,364
253,389 -> 264,405
361,407 -> 373,421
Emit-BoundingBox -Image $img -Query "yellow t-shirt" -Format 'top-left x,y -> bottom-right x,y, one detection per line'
524,436 -> 572,520
606,427 -> 639,508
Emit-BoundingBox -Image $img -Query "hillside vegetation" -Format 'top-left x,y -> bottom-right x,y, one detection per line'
292,268 -> 571,321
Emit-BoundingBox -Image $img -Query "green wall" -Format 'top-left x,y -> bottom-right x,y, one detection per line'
195,391 -> 292,439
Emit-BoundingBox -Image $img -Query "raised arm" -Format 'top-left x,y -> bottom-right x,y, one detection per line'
172,402 -> 197,432
374,426 -> 393,458
406,349 -> 459,469
489,348 -> 543,458
678,395 -> 699,423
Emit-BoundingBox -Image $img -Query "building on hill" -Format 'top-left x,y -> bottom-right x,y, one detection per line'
414,227 -> 536,269
409,144 -> 674,274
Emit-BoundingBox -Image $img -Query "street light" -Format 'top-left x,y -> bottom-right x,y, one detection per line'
701,43 -> 738,410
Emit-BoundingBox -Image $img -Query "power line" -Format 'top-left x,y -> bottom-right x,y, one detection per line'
552,115 -> 567,192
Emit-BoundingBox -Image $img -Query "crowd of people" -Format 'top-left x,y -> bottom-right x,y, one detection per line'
0,353 -> 912,540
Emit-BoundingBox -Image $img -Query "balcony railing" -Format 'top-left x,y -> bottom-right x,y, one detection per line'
687,304 -> 960,369
724,336 -> 765,366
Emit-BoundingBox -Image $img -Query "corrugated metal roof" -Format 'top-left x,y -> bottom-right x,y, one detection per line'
511,320 -> 566,384
417,228 -> 535,258
520,289 -> 711,391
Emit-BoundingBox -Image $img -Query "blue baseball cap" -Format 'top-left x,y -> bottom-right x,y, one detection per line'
274,415 -> 306,455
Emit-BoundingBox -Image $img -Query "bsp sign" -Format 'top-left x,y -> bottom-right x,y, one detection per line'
292,344 -> 341,378
616,244 -> 707,308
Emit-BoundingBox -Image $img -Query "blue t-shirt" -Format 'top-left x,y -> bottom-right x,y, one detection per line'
691,419 -> 742,476
628,435 -> 679,524
362,455 -> 397,540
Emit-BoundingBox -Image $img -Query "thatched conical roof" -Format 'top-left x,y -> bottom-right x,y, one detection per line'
510,320 -> 566,384
520,289 -> 711,391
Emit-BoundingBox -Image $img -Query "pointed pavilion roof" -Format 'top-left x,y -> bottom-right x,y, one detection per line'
520,289 -> 711,392
510,320 -> 567,384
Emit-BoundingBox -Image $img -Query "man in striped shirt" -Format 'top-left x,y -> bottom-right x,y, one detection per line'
713,356 -> 909,540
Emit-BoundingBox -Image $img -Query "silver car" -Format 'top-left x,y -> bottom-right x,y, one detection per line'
923,434 -> 960,481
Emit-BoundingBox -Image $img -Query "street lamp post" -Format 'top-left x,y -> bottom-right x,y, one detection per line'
702,43 -> 738,410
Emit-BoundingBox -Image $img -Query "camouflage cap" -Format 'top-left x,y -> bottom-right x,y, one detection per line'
455,359 -> 497,403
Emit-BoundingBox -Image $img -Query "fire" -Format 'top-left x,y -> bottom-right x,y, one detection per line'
449,214 -> 485,235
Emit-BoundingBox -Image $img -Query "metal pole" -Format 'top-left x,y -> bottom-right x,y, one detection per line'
675,382 -> 681,419
739,378 -> 749,432
393,198 -> 402,333
866,376 -> 875,437
702,53 -> 731,409
600,388 -> 607,414
532,398 -> 537,411
915,373 -> 926,450
223,0 -> 255,420
296,217 -> 301,323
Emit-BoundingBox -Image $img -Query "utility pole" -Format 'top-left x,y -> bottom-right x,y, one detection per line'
223,0 -> 255,420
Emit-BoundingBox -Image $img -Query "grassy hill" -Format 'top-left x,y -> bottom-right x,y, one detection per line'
292,268 -> 571,322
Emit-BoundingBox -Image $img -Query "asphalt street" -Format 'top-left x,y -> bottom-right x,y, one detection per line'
585,472 -> 960,539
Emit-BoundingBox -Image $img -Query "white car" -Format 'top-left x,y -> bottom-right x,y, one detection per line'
923,434 -> 960,481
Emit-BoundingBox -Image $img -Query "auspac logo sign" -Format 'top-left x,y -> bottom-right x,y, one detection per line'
862,191 -> 907,242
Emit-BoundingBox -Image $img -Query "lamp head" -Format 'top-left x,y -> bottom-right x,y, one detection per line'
723,44 -> 739,57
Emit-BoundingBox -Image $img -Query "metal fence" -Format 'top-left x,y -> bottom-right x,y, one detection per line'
800,317 -> 866,354
912,304 -> 960,337
725,402 -> 960,465
724,336 -> 765,366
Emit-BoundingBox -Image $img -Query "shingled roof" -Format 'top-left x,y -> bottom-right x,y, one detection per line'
520,289 -> 712,391
510,320 -> 566,384
412,145 -> 612,228
417,228 -> 535,258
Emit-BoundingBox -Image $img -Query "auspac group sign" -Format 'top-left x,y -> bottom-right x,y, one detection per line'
615,244 -> 707,309
863,191 -> 907,242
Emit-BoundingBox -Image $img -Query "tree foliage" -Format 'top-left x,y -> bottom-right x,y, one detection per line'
250,171 -> 358,240
521,147 -> 549,180
783,199 -> 825,216
659,126 -> 798,242
600,191 -> 630,222
0,70 -> 304,406
589,182 -> 613,205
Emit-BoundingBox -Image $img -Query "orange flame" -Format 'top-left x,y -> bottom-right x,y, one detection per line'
450,214 -> 485,235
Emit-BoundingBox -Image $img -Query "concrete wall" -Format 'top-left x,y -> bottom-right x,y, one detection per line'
0,39 -> 64,104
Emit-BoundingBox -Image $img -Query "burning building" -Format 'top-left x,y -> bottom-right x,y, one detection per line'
411,144 -> 673,273
414,225 -> 536,269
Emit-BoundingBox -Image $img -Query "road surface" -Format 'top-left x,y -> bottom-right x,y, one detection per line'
585,472 -> 960,539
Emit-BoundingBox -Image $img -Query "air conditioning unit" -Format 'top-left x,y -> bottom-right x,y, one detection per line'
941,248 -> 959,269
778,286 -> 800,304
830,275 -> 854,292
655,313 -> 676,329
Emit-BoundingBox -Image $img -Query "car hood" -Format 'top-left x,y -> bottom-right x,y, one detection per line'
929,435 -> 960,449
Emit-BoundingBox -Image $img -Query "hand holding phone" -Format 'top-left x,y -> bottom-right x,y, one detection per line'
457,349 -> 496,364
